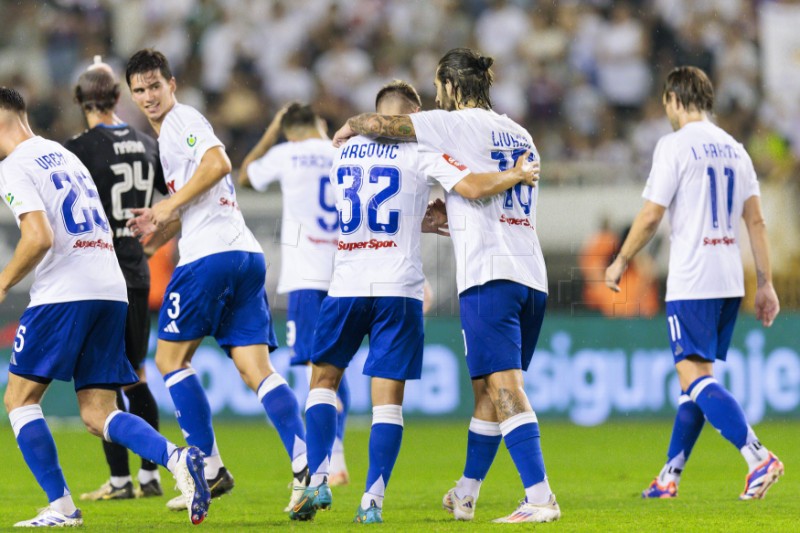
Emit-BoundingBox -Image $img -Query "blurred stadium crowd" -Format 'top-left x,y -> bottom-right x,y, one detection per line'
1,0 -> 799,313
0,0 -> 797,184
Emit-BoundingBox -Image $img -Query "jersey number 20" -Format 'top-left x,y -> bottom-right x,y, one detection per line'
492,149 -> 533,215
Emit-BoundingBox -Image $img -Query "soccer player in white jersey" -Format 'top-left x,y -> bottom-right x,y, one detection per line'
605,66 -> 783,500
123,49 -> 307,511
239,103 -> 352,499
333,48 -> 560,524
0,87 -> 210,527
292,80 -> 537,524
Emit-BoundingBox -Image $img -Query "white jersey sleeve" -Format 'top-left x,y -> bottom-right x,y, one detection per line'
0,137 -> 126,306
1,166 -> 46,216
643,136 -> 680,208
418,152 -> 470,191
247,145 -> 285,192
410,110 -> 452,155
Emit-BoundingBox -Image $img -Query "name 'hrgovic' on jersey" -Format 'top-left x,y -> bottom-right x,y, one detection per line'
65,123 -> 166,290
643,120 -> 761,301
0,136 -> 127,306
328,135 -> 469,300
158,102 -> 262,265
409,108 -> 548,295
247,138 -> 338,293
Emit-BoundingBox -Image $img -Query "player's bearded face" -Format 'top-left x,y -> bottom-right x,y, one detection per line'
434,76 -> 457,111
130,70 -> 176,123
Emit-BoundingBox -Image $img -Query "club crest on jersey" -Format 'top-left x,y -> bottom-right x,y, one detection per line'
442,153 -> 467,171
186,134 -> 197,147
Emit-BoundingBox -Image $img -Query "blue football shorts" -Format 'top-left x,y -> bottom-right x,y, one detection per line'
286,289 -> 327,366
10,299 -> 138,390
158,251 -> 278,355
665,297 -> 741,363
459,279 -> 547,380
311,296 -> 424,380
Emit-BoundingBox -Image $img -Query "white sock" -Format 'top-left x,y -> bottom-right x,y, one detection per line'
524,479 -> 552,505
138,469 -> 160,485
204,455 -> 223,480
292,452 -> 308,475
110,475 -> 131,488
361,492 -> 382,509
50,494 -> 77,516
658,464 -> 682,485
330,438 -> 347,474
455,476 -> 481,500
741,441 -> 769,472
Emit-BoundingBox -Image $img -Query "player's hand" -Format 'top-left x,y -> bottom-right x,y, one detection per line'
127,207 -> 157,240
605,257 -> 627,293
754,282 -> 780,327
332,121 -> 357,148
516,151 -> 540,187
0,287 -> 7,305
422,198 -> 449,236
150,199 -> 180,229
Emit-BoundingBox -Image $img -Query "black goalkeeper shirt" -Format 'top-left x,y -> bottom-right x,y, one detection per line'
65,123 -> 167,290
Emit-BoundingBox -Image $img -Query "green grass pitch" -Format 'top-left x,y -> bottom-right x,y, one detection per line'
2,419 -> 796,531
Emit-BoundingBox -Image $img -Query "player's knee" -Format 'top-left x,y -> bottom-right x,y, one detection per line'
3,391 -> 17,414
310,364 -> 341,390
81,413 -> 106,437
79,405 -> 110,437
155,351 -> 183,375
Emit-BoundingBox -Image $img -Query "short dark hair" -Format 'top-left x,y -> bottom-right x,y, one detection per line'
75,68 -> 120,112
375,80 -> 421,111
280,103 -> 318,131
0,87 -> 26,113
436,48 -> 494,109
663,66 -> 714,113
125,49 -> 173,87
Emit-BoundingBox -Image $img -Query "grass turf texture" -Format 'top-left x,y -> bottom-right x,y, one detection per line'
2,420 -> 796,531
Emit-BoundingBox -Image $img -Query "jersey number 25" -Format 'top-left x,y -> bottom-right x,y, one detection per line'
51,170 -> 109,235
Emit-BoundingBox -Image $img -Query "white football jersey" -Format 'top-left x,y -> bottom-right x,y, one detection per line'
247,138 -> 338,293
643,119 -> 760,301
158,102 -> 262,266
0,136 -> 127,306
410,108 -> 548,295
328,135 -> 469,300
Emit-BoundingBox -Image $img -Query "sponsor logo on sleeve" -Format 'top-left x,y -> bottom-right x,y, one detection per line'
4,192 -> 21,208
442,154 -> 467,171
186,134 -> 197,147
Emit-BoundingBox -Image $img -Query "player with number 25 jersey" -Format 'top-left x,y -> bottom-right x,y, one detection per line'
1,137 -> 127,309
